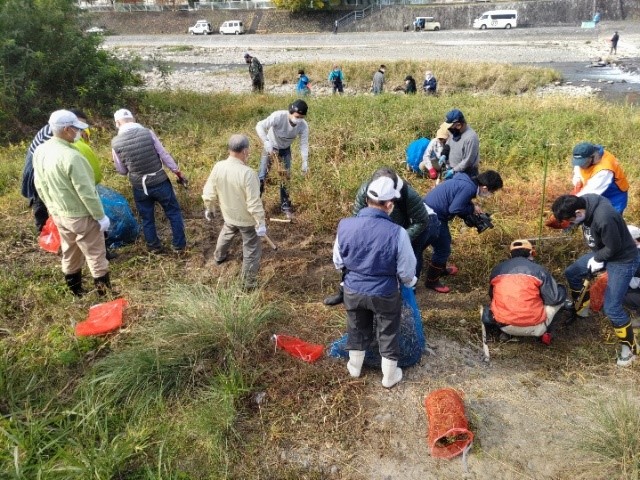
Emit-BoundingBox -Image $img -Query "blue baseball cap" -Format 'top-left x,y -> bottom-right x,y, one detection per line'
572,142 -> 598,167
444,109 -> 465,127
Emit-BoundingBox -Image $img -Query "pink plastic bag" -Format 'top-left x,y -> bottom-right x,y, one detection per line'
38,217 -> 61,253
273,334 -> 323,363
75,298 -> 128,337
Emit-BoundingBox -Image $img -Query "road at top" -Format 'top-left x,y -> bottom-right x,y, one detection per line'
103,21 -> 640,66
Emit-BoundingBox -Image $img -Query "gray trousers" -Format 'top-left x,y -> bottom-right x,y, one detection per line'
215,223 -> 261,285
344,289 -> 402,361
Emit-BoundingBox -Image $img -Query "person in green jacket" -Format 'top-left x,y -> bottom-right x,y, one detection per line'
324,167 -> 429,306
33,110 -> 112,296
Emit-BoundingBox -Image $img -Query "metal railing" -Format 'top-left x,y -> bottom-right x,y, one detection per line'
196,1 -> 275,9
335,3 -> 382,29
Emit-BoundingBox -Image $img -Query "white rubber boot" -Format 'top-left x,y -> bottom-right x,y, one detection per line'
347,350 -> 366,378
381,357 -> 403,388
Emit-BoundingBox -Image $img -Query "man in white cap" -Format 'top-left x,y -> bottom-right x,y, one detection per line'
111,108 -> 188,253
332,175 -> 417,388
202,134 -> 266,289
33,109 -> 112,296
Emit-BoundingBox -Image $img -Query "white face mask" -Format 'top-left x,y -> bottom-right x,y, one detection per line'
289,117 -> 300,127
571,212 -> 586,225
73,129 -> 82,142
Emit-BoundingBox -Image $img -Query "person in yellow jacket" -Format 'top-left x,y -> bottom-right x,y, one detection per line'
571,142 -> 629,214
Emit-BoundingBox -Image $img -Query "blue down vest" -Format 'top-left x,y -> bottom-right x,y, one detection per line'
112,127 -> 168,190
338,207 -> 401,296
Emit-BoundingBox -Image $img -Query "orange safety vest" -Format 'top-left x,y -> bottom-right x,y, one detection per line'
578,150 -> 629,192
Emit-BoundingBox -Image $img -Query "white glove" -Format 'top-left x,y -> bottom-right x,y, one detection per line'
405,276 -> 418,288
630,277 -> 640,289
255,224 -> 267,237
204,209 -> 213,221
302,159 -> 308,174
97,216 -> 110,232
264,140 -> 274,152
587,257 -> 605,274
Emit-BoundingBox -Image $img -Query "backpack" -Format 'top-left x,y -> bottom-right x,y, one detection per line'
406,137 -> 430,174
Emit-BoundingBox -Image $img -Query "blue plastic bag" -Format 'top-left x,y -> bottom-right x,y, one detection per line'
328,286 -> 426,368
97,185 -> 140,248
406,137 -> 430,174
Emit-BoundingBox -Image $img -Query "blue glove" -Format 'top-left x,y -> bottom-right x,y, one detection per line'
438,155 -> 447,168
444,169 -> 455,180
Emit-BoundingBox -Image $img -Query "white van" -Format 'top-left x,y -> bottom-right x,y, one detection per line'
473,10 -> 518,30
219,20 -> 245,35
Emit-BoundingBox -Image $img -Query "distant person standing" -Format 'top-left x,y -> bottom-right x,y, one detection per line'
423,70 -> 437,95
333,20 -> 338,34
244,52 -> 264,93
593,12 -> 601,24
372,65 -> 386,95
328,65 -> 345,94
610,31 -> 619,55
296,69 -> 311,96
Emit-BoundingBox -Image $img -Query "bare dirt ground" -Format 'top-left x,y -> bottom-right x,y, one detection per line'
103,24 -> 640,479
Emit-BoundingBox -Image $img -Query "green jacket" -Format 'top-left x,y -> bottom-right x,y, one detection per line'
353,180 -> 428,242
33,137 -> 105,220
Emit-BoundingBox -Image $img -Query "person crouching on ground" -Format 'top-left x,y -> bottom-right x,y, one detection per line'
552,194 -> 640,367
332,176 -> 417,388
482,239 -> 567,344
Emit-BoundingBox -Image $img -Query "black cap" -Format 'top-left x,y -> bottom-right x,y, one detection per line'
289,99 -> 308,115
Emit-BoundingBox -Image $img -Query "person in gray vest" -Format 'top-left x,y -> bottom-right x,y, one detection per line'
442,108 -> 480,179
371,64 -> 386,95
332,176 -> 417,388
111,108 -> 187,253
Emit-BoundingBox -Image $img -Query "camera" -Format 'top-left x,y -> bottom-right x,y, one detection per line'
463,212 -> 494,233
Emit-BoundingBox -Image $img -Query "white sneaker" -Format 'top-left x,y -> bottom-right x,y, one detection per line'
616,345 -> 637,367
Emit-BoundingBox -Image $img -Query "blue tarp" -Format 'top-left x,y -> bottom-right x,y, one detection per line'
97,185 -> 140,248
328,286 -> 426,368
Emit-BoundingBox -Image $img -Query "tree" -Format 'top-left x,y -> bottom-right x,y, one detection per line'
0,0 -> 142,142
271,0 -> 324,13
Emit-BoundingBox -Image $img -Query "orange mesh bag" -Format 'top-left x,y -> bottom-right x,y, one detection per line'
589,273 -> 608,312
75,298 -> 127,336
273,334 -> 323,363
425,388 -> 474,459
38,217 -> 61,253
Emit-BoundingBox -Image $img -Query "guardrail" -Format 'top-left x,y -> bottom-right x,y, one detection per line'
196,1 -> 275,9
335,3 -> 383,29
80,1 -> 275,11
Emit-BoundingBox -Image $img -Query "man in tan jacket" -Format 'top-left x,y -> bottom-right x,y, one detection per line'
202,134 -> 266,289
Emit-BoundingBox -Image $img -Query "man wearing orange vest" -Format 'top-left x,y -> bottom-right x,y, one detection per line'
571,142 -> 629,214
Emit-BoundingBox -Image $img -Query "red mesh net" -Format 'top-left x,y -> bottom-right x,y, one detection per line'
273,334 -> 323,363
38,217 -> 61,253
75,298 -> 127,336
425,388 -> 474,459
589,273 -> 608,312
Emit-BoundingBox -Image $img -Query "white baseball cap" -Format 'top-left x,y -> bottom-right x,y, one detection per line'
367,176 -> 401,202
48,110 -> 88,130
114,108 -> 135,121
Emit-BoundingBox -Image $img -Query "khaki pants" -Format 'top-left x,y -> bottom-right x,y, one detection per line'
215,223 -> 261,286
500,304 -> 563,337
53,215 -> 109,278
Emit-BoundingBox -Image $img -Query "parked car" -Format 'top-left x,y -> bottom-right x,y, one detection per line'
473,10 -> 518,29
188,20 -> 213,35
85,26 -> 105,34
219,20 -> 245,35
413,17 -> 441,31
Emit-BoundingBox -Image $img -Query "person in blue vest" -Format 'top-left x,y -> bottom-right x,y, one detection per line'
296,69 -> 311,96
332,176 -> 417,388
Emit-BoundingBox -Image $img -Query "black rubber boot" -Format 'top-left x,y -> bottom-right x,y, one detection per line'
94,273 -> 112,297
324,285 -> 344,306
64,271 -> 84,297
423,262 -> 450,293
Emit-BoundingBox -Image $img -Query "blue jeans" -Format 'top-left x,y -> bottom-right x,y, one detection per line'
429,219 -> 451,265
259,147 -> 292,208
132,179 -> 186,250
565,252 -> 640,327
414,213 -> 441,278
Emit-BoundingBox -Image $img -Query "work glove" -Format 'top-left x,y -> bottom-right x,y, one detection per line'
427,167 -> 438,180
98,216 -> 111,233
438,155 -> 447,168
302,159 -> 308,174
204,209 -> 213,221
255,224 -> 267,237
443,169 -> 455,180
264,140 -> 275,153
587,258 -> 605,274
175,171 -> 189,189
629,277 -> 640,289
405,276 -> 418,288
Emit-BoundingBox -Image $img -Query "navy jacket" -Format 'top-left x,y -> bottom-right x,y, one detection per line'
423,172 -> 477,222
